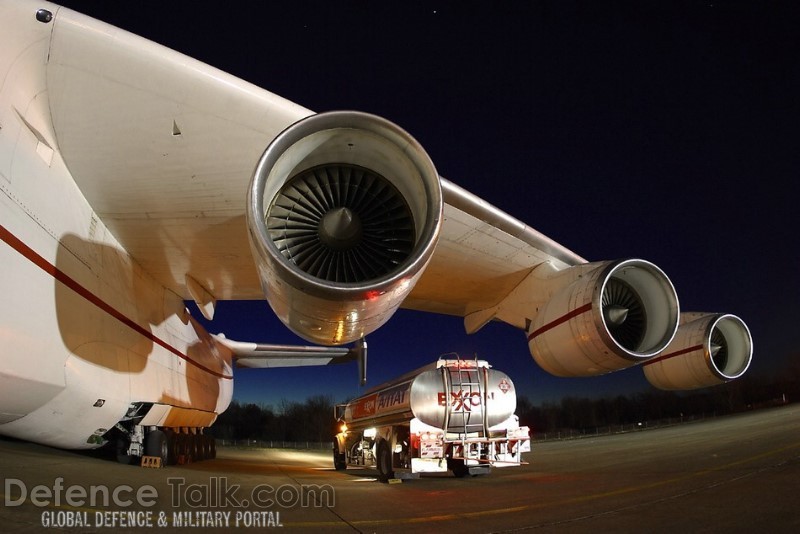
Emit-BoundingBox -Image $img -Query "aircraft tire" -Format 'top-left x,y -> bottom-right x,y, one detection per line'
115,436 -> 136,465
165,430 -> 179,465
145,430 -> 168,466
176,433 -> 189,463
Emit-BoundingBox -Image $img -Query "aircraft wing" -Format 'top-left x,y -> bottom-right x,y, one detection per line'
39,4 -> 752,390
46,6 -> 310,303
45,5 -> 582,317
405,179 -> 584,320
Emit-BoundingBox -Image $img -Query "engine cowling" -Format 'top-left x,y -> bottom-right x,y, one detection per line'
527,259 -> 680,377
247,111 -> 442,345
643,313 -> 752,390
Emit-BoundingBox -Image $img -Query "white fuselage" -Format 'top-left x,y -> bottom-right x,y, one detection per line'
0,0 -> 233,450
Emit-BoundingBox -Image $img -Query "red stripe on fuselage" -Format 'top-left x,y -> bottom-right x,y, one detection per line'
0,224 -> 232,380
527,302 -> 593,342
642,345 -> 704,366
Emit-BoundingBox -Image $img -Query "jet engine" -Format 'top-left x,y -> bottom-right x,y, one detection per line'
247,111 -> 442,345
643,313 -> 752,390
527,259 -> 680,377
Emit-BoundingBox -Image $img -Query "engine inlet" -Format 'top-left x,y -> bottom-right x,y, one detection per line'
246,111 -> 442,344
268,164 -> 415,283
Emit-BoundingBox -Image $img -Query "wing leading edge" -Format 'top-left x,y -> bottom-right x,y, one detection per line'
39,3 -> 752,391
44,5 -> 581,320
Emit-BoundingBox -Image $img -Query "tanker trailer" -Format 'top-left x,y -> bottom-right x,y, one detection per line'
333,356 -> 530,480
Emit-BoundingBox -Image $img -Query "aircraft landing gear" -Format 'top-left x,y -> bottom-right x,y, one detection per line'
115,436 -> 136,465
145,430 -> 168,466
111,426 -> 215,465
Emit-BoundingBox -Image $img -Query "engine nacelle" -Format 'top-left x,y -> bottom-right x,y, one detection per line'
643,313 -> 752,390
527,259 -> 680,377
247,111 -> 442,345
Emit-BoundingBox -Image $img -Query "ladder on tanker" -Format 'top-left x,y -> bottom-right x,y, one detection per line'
443,354 -> 488,448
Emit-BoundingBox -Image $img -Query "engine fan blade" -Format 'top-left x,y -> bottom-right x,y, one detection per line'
602,278 -> 646,351
267,164 -> 415,284
710,328 -> 728,370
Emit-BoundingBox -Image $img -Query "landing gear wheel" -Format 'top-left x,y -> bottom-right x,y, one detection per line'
145,430 -> 168,466
115,436 -> 136,465
200,435 -> 209,460
165,430 -> 179,465
377,441 -> 394,482
176,433 -> 189,463
192,434 -> 203,461
189,434 -> 199,462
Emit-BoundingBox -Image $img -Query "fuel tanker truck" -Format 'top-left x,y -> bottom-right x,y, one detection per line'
333,356 -> 530,480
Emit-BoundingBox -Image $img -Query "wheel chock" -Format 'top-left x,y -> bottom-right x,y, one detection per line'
140,456 -> 163,469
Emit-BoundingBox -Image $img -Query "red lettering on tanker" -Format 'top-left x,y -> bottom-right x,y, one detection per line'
353,393 -> 377,418
376,384 -> 408,411
438,390 -> 488,412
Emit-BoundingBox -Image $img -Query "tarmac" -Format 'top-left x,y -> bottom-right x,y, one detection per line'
1,404 -> 798,533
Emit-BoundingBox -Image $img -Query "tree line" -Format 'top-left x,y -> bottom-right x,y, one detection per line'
208,394 -> 338,443
209,364 -> 800,443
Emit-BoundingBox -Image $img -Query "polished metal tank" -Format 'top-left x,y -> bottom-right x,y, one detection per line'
342,359 -> 517,432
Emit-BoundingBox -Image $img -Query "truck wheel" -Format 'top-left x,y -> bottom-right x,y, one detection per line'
333,440 -> 347,470
448,458 -> 469,478
377,441 -> 394,482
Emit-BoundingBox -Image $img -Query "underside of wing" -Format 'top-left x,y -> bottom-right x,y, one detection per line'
37,5 -> 752,392
47,6 -> 311,301
44,6 -> 585,323
405,180 -> 585,318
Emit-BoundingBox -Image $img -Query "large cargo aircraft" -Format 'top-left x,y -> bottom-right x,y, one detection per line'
0,1 -> 752,465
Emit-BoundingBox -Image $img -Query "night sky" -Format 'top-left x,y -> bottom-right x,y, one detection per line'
56,1 -> 799,408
